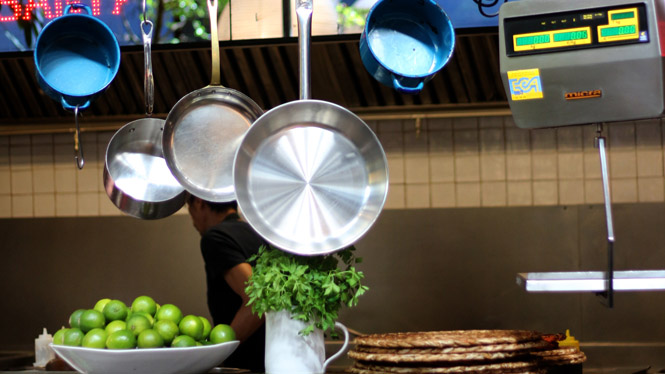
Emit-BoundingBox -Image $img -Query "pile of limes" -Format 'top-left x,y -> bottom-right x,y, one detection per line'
52,296 -> 236,349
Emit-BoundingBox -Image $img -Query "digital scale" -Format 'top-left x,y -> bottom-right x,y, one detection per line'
498,0 -> 665,306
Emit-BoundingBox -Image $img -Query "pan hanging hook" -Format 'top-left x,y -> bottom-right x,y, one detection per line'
142,0 -> 148,24
141,15 -> 154,115
73,106 -> 85,169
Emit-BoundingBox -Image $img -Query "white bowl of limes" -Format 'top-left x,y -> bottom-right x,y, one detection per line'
51,341 -> 240,374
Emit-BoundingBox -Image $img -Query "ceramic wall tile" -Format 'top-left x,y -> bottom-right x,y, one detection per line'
455,182 -> 480,207
31,142 -> 54,165
430,155 -> 455,183
0,169 -> 10,194
611,178 -> 638,203
532,153 -> 557,180
455,155 -> 480,182
387,155 -> 405,184
34,193 -> 56,217
431,182 -> 456,208
55,168 -> 77,193
636,149 -> 663,177
10,135 -> 30,145
10,145 -> 31,170
404,128 -> 428,155
480,153 -> 506,182
506,154 -> 532,181
429,130 -> 453,154
11,169 -> 32,194
378,119 -> 403,133
77,192 -> 100,216
378,131 -> 404,154
584,179 -> 604,204
31,134 -> 53,145
559,180 -> 585,206
454,129 -> 479,154
384,183 -> 405,209
54,144 -> 74,169
558,153 -> 584,179
584,152 -> 602,179
11,195 -> 33,217
426,117 -> 453,131
505,128 -> 531,153
33,168 -> 55,193
635,119 -> 661,148
55,193 -> 77,217
481,181 -> 507,207
0,194 -> 10,218
0,143 -> 8,168
453,117 -> 478,130
479,116 -> 504,129
405,155 -> 430,184
531,129 -> 557,153
77,166 -> 101,193
557,127 -> 583,152
406,184 -> 431,209
507,181 -> 532,206
609,151 -> 637,178
609,123 -> 635,149
532,180 -> 558,206
479,128 -> 504,153
99,192 -> 122,216
637,177 -> 665,203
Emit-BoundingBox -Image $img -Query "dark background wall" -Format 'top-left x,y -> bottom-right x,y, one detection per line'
2,204 -> 665,370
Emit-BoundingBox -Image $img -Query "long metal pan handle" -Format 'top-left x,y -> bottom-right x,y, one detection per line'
208,0 -> 221,86
296,0 -> 312,100
141,19 -> 155,116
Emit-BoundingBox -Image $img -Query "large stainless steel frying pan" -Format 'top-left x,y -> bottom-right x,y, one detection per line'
233,0 -> 389,255
103,7 -> 185,220
162,0 -> 263,202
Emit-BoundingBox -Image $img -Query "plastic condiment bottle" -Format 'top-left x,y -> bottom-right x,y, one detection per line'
558,329 -> 580,350
33,328 -> 55,367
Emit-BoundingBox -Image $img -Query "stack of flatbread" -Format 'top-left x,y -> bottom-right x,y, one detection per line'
347,330 -> 585,374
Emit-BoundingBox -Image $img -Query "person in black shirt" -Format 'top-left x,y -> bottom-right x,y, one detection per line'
186,194 -> 266,372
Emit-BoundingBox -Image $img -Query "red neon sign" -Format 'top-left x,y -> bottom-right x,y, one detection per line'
0,0 -> 127,21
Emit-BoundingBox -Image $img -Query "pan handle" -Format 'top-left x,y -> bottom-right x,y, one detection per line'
208,0 -> 221,86
141,19 -> 155,116
296,0 -> 312,100
73,106 -> 85,170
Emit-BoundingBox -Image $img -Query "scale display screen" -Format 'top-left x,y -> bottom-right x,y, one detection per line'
504,3 -> 649,56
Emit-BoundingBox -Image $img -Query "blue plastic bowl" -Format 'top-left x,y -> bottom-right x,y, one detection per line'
360,0 -> 455,94
34,4 -> 120,110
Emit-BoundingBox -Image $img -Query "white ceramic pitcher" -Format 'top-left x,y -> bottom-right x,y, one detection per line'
265,310 -> 349,374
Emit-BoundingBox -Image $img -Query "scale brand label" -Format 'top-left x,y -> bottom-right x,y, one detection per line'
508,68 -> 543,101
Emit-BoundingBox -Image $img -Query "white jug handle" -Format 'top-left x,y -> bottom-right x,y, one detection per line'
322,322 -> 349,371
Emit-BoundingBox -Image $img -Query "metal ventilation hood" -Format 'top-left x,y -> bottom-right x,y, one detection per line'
0,33 -> 509,133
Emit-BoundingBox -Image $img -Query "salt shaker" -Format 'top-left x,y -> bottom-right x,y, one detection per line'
33,328 -> 55,367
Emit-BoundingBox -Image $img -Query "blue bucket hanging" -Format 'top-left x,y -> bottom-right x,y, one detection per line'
34,3 -> 120,110
359,0 -> 455,94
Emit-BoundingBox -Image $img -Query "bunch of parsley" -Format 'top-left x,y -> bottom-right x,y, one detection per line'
246,245 -> 368,336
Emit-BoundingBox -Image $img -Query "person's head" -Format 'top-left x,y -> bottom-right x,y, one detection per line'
186,193 -> 238,235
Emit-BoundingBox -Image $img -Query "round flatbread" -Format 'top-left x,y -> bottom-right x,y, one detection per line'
349,349 -> 528,363
353,330 -> 544,348
351,360 -> 543,374
349,368 -> 547,374
531,347 -> 580,357
353,340 -> 554,355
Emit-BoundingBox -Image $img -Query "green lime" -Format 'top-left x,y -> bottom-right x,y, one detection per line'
154,304 -> 182,325
199,316 -> 212,340
133,311 -> 154,327
126,314 -> 151,337
171,335 -> 196,347
137,329 -> 164,348
154,319 -> 179,346
82,328 -> 108,349
106,330 -> 137,349
178,315 -> 203,341
93,298 -> 111,314
79,309 -> 106,333
52,328 -> 68,345
209,324 -> 236,344
131,296 -> 157,317
63,328 -> 84,346
69,309 -> 86,329
103,300 -> 128,322
105,320 -> 127,335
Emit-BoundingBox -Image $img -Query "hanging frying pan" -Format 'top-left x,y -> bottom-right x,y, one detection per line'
103,4 -> 185,219
162,0 -> 263,202
233,0 -> 389,256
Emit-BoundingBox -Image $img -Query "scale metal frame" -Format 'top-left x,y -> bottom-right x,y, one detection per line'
498,0 -> 665,306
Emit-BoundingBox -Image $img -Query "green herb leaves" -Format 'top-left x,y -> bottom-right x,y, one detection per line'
245,245 -> 368,336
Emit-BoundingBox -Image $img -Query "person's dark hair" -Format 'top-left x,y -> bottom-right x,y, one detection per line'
186,193 -> 237,213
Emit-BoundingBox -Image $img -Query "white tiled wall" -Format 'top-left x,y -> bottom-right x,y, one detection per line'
0,115 -> 663,218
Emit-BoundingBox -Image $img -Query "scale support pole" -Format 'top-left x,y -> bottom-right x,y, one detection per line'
595,124 -> 614,308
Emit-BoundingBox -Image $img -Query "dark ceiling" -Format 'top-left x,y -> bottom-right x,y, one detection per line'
0,32 -> 507,128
